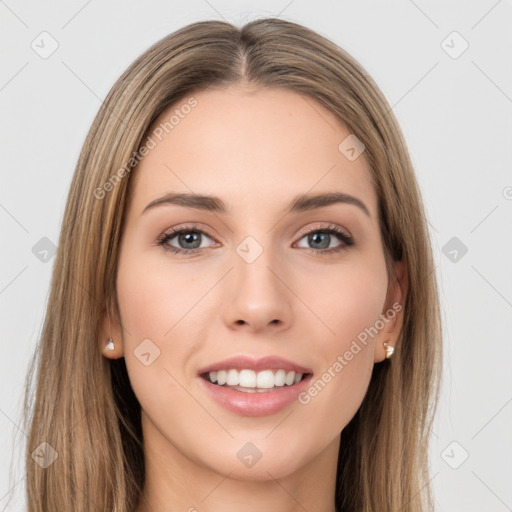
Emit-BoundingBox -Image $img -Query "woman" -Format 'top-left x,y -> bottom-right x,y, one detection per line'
23,18 -> 442,512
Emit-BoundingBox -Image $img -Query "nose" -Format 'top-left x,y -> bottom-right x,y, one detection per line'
222,244 -> 293,334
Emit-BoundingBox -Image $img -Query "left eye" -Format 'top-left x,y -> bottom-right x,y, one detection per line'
295,228 -> 353,251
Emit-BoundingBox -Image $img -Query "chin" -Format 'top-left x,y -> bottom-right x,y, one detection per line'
190,438 -> 315,481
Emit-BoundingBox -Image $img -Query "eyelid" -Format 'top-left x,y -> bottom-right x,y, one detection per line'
159,222 -> 352,242
295,222 -> 352,239
161,223 -> 219,240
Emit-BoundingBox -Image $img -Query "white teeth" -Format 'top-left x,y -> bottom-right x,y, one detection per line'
274,369 -> 286,386
256,370 -> 274,389
208,369 -> 305,388
217,370 -> 227,385
239,369 -> 256,388
226,369 -> 238,385
284,371 -> 295,386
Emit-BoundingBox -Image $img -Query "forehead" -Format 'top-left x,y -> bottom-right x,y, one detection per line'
128,85 -> 377,218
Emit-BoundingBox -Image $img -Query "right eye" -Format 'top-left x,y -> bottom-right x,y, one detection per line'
157,226 -> 217,255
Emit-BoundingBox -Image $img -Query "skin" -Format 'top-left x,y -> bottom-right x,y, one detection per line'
101,83 -> 407,512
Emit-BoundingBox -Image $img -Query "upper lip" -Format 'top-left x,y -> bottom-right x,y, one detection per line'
197,355 -> 313,375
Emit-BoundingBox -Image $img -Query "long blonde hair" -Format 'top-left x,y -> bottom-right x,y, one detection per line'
22,18 -> 442,511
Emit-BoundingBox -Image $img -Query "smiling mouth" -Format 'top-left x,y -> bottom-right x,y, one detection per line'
200,369 -> 311,393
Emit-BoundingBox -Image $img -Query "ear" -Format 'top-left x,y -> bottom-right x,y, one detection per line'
99,303 -> 125,360
374,257 -> 408,363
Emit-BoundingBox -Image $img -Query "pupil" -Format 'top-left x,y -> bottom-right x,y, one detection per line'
310,232 -> 329,249
179,232 -> 201,249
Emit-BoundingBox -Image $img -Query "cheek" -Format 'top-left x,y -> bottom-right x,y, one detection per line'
114,250 -> 193,397
295,251 -> 389,347
335,267 -> 388,343
116,246 -> 204,339
293,253 -> 388,428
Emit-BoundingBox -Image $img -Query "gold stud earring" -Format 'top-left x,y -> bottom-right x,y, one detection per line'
383,341 -> 394,359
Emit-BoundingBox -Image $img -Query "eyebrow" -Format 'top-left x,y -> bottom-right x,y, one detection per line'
142,191 -> 370,217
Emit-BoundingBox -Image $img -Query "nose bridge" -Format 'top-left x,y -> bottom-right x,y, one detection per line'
234,233 -> 282,301
222,232 -> 292,331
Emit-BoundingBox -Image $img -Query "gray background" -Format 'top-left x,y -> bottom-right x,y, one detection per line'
1,1 -> 511,510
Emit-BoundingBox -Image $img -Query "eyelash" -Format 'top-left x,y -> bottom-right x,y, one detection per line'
156,223 -> 354,256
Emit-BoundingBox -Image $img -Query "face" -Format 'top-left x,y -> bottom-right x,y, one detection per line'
105,84 -> 405,481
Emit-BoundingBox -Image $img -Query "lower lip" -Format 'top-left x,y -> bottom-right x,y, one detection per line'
198,375 -> 313,416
